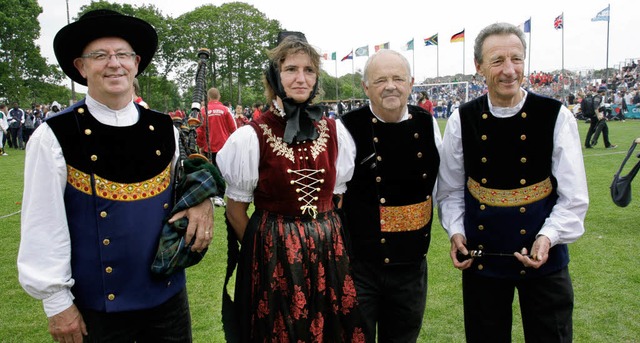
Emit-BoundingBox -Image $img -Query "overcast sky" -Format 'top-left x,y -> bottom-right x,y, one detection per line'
37,0 -> 639,90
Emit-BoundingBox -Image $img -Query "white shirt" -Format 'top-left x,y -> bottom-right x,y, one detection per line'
436,89 -> 588,246
17,95 -> 180,317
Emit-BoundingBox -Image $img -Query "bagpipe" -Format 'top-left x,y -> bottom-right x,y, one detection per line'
175,48 -> 211,163
611,138 -> 640,207
151,48 -> 225,276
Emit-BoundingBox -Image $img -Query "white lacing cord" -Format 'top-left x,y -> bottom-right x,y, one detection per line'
288,168 -> 325,218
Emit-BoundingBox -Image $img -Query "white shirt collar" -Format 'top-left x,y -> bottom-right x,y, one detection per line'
85,94 -> 139,127
487,88 -> 528,118
368,104 -> 410,123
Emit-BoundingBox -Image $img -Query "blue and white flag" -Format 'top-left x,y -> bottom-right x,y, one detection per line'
592,5 -> 610,22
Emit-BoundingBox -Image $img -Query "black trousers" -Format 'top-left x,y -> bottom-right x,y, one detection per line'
351,258 -> 427,343
80,287 -> 192,343
462,267 -> 573,343
585,118 -> 612,148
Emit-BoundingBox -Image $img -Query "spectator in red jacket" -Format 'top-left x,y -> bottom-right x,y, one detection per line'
196,87 -> 237,164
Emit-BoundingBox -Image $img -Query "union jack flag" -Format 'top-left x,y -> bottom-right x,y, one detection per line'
554,14 -> 563,30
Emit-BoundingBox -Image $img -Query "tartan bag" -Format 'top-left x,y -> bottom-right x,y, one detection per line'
151,158 -> 225,276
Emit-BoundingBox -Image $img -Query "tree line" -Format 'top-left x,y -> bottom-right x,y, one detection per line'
0,0 -> 367,112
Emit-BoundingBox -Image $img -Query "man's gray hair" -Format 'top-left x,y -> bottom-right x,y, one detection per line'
474,22 -> 527,64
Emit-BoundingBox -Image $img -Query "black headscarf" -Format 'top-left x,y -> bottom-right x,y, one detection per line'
264,36 -> 323,144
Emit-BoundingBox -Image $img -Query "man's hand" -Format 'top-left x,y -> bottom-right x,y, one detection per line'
450,233 -> 473,270
515,235 -> 551,269
169,198 -> 214,252
48,304 -> 87,342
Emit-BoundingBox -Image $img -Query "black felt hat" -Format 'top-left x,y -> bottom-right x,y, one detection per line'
53,9 -> 158,86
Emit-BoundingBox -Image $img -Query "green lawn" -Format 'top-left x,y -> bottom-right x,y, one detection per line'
0,119 -> 638,342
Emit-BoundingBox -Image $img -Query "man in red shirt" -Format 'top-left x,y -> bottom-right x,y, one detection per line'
196,87 -> 237,164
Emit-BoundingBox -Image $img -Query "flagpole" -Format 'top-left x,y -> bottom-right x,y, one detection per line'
605,4 -> 610,81
463,29 -> 466,75
527,17 -> 531,77
334,57 -> 338,101
351,50 -> 355,100
561,12 -> 564,77
412,39 -> 415,80
437,40 -> 440,78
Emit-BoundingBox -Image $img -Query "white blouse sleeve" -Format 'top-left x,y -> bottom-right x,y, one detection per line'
216,125 -> 260,203
334,119 -> 356,194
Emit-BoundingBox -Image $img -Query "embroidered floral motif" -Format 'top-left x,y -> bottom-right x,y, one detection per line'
309,119 -> 329,160
259,119 -> 329,163
379,199 -> 432,232
67,164 -> 171,201
467,177 -> 553,207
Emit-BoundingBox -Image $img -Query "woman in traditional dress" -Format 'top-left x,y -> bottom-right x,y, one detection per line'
217,33 -> 363,343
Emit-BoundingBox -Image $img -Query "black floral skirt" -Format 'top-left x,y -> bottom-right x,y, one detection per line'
234,209 -> 364,342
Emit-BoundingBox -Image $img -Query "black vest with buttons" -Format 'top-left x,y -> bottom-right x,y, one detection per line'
341,105 -> 440,265
459,93 -> 569,279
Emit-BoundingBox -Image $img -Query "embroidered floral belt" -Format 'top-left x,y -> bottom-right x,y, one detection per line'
467,177 -> 553,207
67,164 -> 171,201
379,198 -> 432,232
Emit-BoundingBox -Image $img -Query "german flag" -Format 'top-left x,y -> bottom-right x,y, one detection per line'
450,29 -> 465,43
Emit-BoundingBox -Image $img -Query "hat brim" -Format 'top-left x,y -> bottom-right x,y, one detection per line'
53,12 -> 157,86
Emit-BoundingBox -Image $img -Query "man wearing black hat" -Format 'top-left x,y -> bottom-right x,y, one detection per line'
584,86 -> 617,149
17,9 -> 214,342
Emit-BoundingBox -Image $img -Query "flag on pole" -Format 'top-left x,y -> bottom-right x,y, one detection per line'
592,5 -> 610,21
402,38 -> 414,51
374,42 -> 389,52
523,18 -> 531,33
355,46 -> 369,57
323,52 -> 337,60
341,50 -> 353,61
554,14 -> 563,30
424,33 -> 438,46
450,30 -> 464,43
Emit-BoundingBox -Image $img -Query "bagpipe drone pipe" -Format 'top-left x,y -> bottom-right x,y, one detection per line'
176,48 -> 211,163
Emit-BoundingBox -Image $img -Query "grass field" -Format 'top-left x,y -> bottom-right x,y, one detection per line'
0,119 -> 638,342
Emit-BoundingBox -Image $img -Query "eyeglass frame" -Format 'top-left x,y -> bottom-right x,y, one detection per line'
80,51 -> 137,63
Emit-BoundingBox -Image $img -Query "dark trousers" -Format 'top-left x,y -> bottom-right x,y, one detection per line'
22,127 -> 34,145
351,258 -> 427,343
585,119 -> 612,148
80,288 -> 192,343
462,267 -> 573,343
8,126 -> 22,149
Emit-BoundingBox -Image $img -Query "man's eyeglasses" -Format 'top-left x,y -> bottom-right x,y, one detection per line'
81,51 -> 136,63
